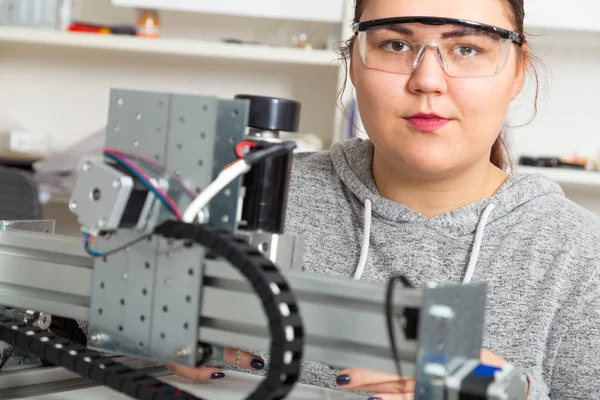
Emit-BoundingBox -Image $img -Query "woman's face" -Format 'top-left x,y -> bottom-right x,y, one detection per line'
351,0 -> 526,178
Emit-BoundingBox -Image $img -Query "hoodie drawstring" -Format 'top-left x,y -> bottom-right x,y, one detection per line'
352,200 -> 497,284
353,199 -> 372,280
462,203 -> 496,285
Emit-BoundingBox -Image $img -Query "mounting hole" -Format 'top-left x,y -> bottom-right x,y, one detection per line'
156,128 -> 162,134
177,143 -> 183,150
140,315 -> 146,322
202,105 -> 208,111
224,188 -> 232,197
117,98 -> 124,106
188,268 -> 194,276
114,124 -> 120,132
118,325 -> 123,332
100,282 -> 105,289
183,322 -> 189,330
229,137 -> 236,143
98,308 -> 103,315
185,295 -> 192,303
154,154 -> 160,161
136,113 -> 142,121
158,100 -> 164,107
179,116 -> 185,123
120,299 -> 125,306
90,188 -> 101,202
221,215 -> 230,223
195,187 -> 202,194
163,305 -> 168,313
142,288 -> 147,296
197,159 -> 204,166
138,342 -> 144,348
232,109 -> 239,117
200,132 -> 206,139
258,242 -> 269,252
145,262 -> 151,269
160,333 -> 166,339
133,139 -> 139,147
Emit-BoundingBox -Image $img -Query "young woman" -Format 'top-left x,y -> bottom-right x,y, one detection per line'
167,0 -> 600,398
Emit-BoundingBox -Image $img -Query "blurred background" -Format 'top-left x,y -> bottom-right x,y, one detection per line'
0,0 -> 599,235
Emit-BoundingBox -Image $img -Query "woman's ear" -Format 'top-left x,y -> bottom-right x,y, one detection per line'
511,43 -> 529,101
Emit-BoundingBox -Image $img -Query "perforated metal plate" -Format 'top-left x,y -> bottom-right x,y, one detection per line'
88,89 -> 249,366
413,284 -> 487,400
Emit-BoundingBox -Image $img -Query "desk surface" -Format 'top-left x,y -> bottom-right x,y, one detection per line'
14,370 -> 364,400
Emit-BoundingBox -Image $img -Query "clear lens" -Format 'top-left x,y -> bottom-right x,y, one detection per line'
357,23 -> 513,77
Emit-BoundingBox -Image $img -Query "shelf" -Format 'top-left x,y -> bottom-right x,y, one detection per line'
517,166 -> 600,188
0,27 -> 340,67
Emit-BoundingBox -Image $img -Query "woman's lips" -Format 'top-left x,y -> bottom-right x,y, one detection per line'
407,114 -> 450,133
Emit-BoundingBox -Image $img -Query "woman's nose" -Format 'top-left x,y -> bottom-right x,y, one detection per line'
407,45 -> 449,95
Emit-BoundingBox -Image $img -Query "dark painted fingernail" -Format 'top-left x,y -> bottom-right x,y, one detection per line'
367,398 -> 382,400
251,359 -> 265,370
336,374 -> 351,385
211,372 -> 225,379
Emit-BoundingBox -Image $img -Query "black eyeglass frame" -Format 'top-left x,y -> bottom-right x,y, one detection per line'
352,16 -> 524,45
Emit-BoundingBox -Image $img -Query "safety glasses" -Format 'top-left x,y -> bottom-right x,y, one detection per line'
352,17 -> 524,78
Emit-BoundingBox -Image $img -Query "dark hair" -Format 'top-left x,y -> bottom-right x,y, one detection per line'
339,0 -> 542,171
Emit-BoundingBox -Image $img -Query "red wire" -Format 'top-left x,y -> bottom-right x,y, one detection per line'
235,141 -> 256,158
104,148 -> 196,198
104,149 -> 183,221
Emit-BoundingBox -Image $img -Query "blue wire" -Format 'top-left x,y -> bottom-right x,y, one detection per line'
83,233 -> 104,257
103,152 -> 177,217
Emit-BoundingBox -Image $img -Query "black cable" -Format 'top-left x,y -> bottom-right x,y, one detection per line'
385,275 -> 414,397
101,234 -> 153,259
244,141 -> 297,165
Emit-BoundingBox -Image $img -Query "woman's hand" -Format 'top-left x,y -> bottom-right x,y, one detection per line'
335,350 -> 515,400
165,347 -> 265,382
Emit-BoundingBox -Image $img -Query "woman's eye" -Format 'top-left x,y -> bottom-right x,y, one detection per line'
454,45 -> 480,58
383,41 -> 408,52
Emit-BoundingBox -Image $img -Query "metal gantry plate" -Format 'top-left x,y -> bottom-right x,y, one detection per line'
105,89 -> 170,163
210,98 -> 250,231
87,232 -> 158,357
88,88 -> 248,366
151,242 -> 205,365
413,284 -> 487,400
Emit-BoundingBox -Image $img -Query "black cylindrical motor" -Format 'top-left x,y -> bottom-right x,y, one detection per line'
234,95 -> 301,234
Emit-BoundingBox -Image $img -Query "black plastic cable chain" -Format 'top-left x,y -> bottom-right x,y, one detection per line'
0,315 -> 205,400
153,220 -> 304,400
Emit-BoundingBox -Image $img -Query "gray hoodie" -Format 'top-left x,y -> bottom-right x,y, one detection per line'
282,138 -> 600,399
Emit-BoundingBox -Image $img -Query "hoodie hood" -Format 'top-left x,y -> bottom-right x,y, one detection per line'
329,138 -> 565,237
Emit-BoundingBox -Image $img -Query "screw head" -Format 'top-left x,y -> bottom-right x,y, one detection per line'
176,347 -> 190,360
98,218 -> 107,228
89,332 -> 103,344
82,162 -> 91,172
68,201 -> 77,211
38,313 -> 52,330
112,179 -> 121,189
117,98 -> 124,106
133,139 -> 139,147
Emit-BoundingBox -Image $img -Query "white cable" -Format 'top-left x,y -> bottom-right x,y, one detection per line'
353,199 -> 372,280
462,203 -> 496,285
183,159 -> 251,223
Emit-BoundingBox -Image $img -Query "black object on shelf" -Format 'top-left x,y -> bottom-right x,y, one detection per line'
518,156 -> 586,170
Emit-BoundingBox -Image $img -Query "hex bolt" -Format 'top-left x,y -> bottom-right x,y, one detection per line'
175,347 -> 190,360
